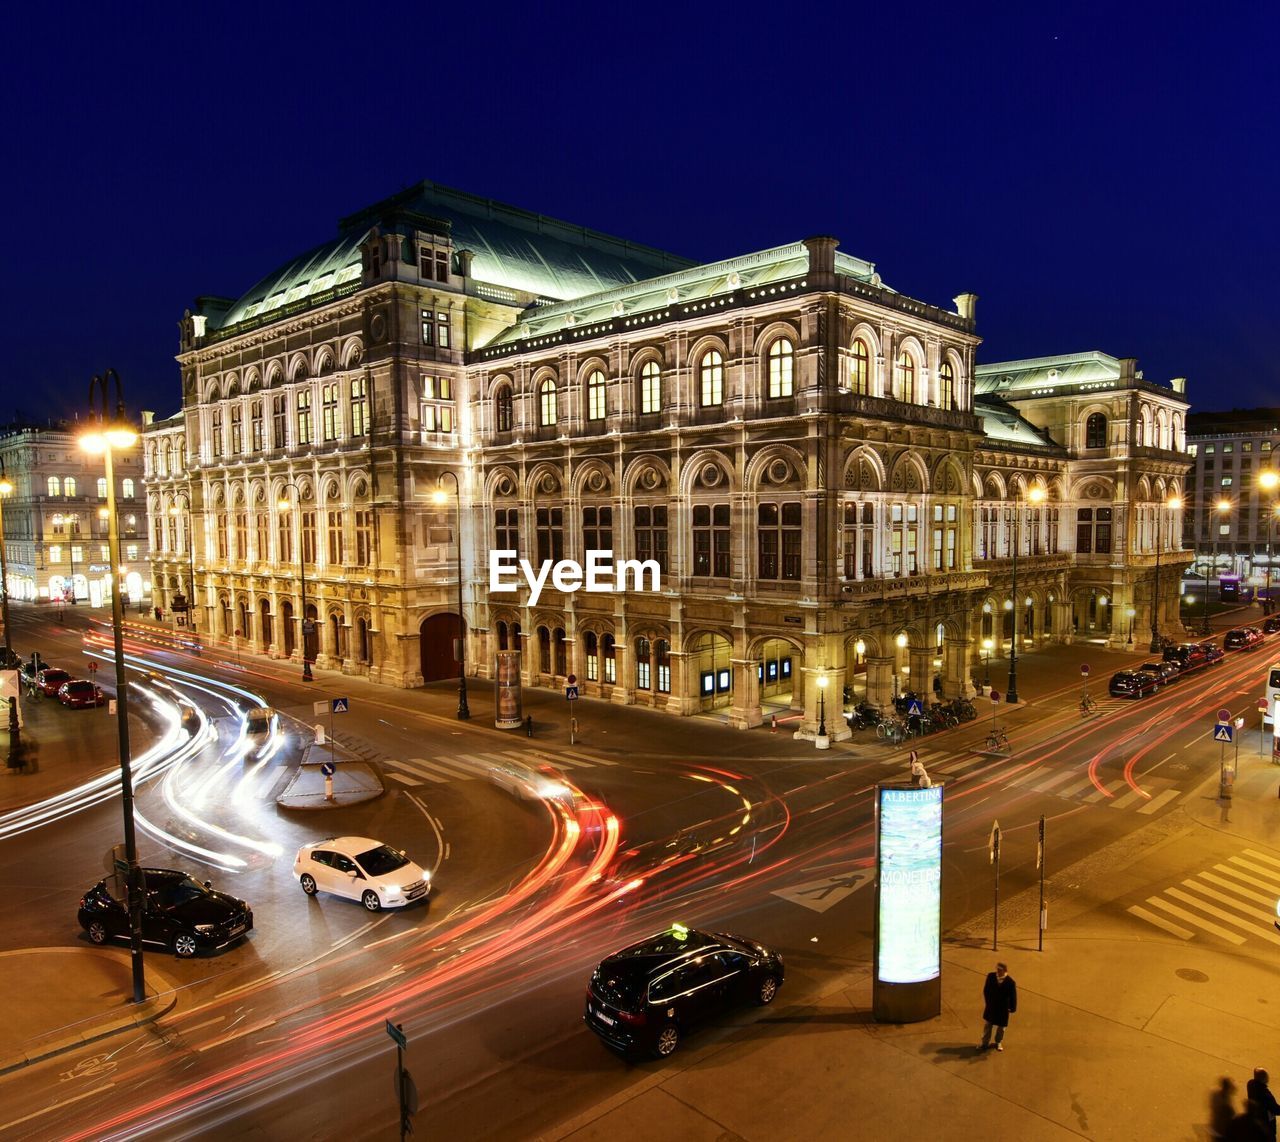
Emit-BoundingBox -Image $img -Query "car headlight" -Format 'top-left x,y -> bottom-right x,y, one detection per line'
194,924 -> 218,934
381,884 -> 401,895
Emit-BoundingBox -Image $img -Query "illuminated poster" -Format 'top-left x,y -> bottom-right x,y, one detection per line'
494,651 -> 523,729
877,785 -> 943,985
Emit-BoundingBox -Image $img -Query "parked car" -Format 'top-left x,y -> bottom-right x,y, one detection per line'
56,679 -> 106,708
1138,661 -> 1179,686
1224,627 -> 1264,651
1163,643 -> 1209,671
584,923 -> 785,1059
77,869 -> 253,958
34,668 -> 73,696
1264,616 -> 1280,635
293,836 -> 431,912
1109,670 -> 1160,699
1200,641 -> 1226,664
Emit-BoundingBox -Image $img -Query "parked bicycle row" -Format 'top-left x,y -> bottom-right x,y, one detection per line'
846,695 -> 978,743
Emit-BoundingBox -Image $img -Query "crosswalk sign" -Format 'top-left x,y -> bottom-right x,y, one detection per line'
331,698 -> 350,713
1213,723 -> 1233,742
907,699 -> 924,716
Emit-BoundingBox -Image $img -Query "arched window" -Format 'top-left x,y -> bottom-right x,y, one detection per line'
496,620 -> 508,650
554,627 -> 567,674
47,476 -> 61,496
122,478 -> 135,498
767,339 -> 794,399
938,361 -> 955,409
699,350 -> 724,407
850,338 -> 870,394
640,361 -> 662,414
96,477 -> 106,498
894,351 -> 916,403
635,637 -> 651,689
655,639 -> 671,693
538,380 -> 557,427
585,369 -> 607,421
64,477 -> 77,497
584,631 -> 599,681
538,625 -> 551,673
495,386 -> 514,432
297,389 -> 313,444
601,633 -> 617,684
1085,412 -> 1107,449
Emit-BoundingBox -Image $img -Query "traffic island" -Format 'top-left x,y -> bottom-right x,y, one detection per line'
276,739 -> 384,810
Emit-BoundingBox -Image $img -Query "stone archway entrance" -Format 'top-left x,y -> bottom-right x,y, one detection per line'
688,632 -> 733,712
421,613 -> 463,683
756,637 -> 801,714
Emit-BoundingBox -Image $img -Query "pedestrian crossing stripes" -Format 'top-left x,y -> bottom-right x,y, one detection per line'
878,750 -> 1187,815
381,747 -> 615,787
1127,849 -> 1280,948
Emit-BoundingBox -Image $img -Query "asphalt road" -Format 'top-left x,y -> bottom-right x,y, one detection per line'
1,604 -> 1277,1140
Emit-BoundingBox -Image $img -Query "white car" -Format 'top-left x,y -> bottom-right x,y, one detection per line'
293,836 -> 431,912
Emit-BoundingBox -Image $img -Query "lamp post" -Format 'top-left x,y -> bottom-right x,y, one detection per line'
982,637 -> 993,689
168,502 -> 198,633
1201,498 -> 1232,635
277,483 -> 313,681
1,465 -> 19,753
1006,485 -> 1045,704
1149,495 -> 1184,653
80,369 -> 145,1004
893,632 -> 908,700
815,673 -> 829,749
1261,471 -> 1279,615
432,472 -> 470,720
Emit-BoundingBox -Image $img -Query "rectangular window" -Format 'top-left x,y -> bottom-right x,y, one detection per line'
230,407 -> 243,453
421,309 -> 434,346
302,510 -> 317,566
125,543 -> 139,561
636,658 -> 650,690
355,509 -> 374,566
211,409 -> 223,457
583,506 -> 613,553
1221,477 -> 1233,487
1223,444 -> 1234,453
71,545 -> 84,564
536,507 -> 564,564
272,396 -> 287,449
277,514 -> 293,563
49,544 -> 62,562
1095,507 -> 1112,553
322,383 -> 339,441
634,505 -> 668,571
421,376 -> 455,435
436,312 -> 450,349
234,512 -> 247,561
586,645 -> 598,682
327,510 -> 344,565
297,391 -> 313,445
495,507 -> 519,557
255,513 -> 268,564
693,504 -> 731,577
350,379 -> 368,437
251,403 -> 264,451
1076,508 -> 1094,554
656,643 -> 671,693
216,512 -> 228,560
436,250 -> 449,282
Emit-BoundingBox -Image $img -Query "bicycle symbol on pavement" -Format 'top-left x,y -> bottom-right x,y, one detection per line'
59,1053 -> 118,1082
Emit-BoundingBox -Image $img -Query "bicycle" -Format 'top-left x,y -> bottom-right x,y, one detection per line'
985,727 -> 1010,751
1079,694 -> 1097,717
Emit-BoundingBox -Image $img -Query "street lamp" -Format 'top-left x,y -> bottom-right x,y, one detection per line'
168,501 -> 198,632
981,637 -> 993,688
1201,498 -> 1232,635
1261,471 -> 1279,615
432,473 -> 470,720
893,632 -> 908,700
79,369 -> 146,1005
1150,494 -> 1184,653
1125,606 -> 1136,645
53,512 -> 79,604
1006,484 -> 1046,704
276,483 -> 314,681
1,464 -> 19,753
815,672 -> 829,749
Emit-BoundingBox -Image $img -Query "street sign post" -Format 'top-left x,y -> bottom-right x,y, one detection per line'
385,1021 -> 415,1139
322,761 -> 335,802
989,820 -> 1002,951
907,698 -> 924,717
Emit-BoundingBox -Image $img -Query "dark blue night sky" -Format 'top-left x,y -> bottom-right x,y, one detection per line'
5,3 -> 1276,424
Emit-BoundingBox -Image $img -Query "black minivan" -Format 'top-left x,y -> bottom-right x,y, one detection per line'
584,924 -> 784,1058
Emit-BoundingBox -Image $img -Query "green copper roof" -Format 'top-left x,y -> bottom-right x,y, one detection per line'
974,395 -> 1062,450
211,180 -> 696,331
974,351 -> 1122,394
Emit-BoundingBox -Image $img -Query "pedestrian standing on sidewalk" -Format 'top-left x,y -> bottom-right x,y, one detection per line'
1248,1069 -> 1280,1141
1212,1077 -> 1238,1141
909,750 -> 930,789
1226,1101 -> 1269,1142
979,962 -> 1017,1051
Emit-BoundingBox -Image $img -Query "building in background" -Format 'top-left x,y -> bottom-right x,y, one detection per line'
0,421 -> 150,608
1184,409 -> 1280,597
151,179 -> 1193,731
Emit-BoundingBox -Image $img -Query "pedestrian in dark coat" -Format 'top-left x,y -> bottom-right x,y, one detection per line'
1226,1102 -> 1269,1142
1212,1078 -> 1238,1141
979,961 -> 1017,1051
1247,1070 -> 1280,1141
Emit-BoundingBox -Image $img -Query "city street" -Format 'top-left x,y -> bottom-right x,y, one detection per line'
2,602 -> 1280,1140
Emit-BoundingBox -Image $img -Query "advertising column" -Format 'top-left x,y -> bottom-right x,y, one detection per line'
494,650 -> 523,729
874,783 -> 944,1023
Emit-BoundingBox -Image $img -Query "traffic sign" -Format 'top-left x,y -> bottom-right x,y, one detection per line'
331,698 -> 349,713
386,1020 -> 407,1049
1080,664 -> 1090,677
87,661 -> 97,672
565,685 -> 579,701
1218,707 -> 1232,723
302,619 -> 317,635
1213,724 -> 1234,743
321,762 -> 335,777
989,689 -> 1001,703
989,820 -> 1001,864
1260,698 -> 1269,714
907,698 -> 924,716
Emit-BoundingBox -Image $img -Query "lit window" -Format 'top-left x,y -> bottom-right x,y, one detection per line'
938,361 -> 955,409
421,376 -> 455,435
850,338 -> 870,394
640,361 -> 662,414
322,383 -> 339,441
1085,413 -> 1107,449
494,387 -> 514,432
699,350 -> 724,407
894,352 -> 915,402
96,478 -> 106,498
349,379 -> 368,437
539,380 -> 558,427
297,390 -> 313,445
64,477 -> 77,497
767,339 -> 794,398
586,370 -> 607,421
122,478 -> 135,498
47,476 -> 61,496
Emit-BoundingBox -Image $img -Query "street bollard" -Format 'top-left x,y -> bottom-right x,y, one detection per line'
771,715 -> 777,733
525,715 -> 534,738
324,774 -> 334,802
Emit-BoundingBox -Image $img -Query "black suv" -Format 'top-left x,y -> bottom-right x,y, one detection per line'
1163,643 -> 1210,671
1224,627 -> 1263,651
585,925 -> 784,1058
1138,661 -> 1179,686
1109,670 -> 1160,699
78,869 -> 253,958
